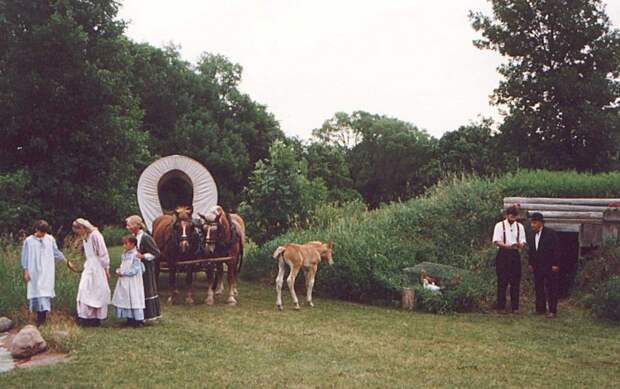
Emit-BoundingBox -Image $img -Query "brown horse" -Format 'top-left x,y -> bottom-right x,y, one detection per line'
152,206 -> 200,304
199,205 -> 245,306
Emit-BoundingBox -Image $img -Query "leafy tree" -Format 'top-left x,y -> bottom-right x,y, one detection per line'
240,140 -> 327,244
315,112 -> 439,207
126,42 -> 194,153
0,0 -> 150,233
438,119 -> 513,176
0,170 -> 42,235
304,142 -> 360,203
470,0 -> 620,171
312,111 -> 365,149
127,48 -> 284,208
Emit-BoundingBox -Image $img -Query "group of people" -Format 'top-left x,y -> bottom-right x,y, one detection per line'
20,215 -> 161,327
21,205 -> 562,325
493,206 -> 561,318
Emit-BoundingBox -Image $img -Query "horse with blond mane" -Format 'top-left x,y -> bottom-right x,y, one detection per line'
199,205 -> 245,305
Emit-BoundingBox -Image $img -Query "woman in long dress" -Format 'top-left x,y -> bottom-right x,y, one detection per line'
73,218 -> 111,326
125,215 -> 161,321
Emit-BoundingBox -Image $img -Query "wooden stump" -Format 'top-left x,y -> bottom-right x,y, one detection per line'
401,287 -> 415,310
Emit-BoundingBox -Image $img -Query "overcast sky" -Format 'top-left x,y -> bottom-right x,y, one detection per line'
118,0 -> 620,139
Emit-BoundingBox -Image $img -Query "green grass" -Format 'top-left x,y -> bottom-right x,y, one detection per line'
1,274 -> 619,388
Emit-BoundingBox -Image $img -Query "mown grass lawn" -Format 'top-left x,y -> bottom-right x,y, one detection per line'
1,247 -> 619,388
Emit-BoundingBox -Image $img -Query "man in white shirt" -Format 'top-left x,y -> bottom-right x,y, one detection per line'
492,206 -> 526,313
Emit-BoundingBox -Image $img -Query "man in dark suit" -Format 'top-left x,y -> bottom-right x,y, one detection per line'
526,212 -> 561,318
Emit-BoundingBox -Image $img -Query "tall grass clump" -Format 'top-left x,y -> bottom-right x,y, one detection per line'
244,170 -> 620,308
101,225 -> 127,247
591,276 -> 620,323
0,238 -> 80,318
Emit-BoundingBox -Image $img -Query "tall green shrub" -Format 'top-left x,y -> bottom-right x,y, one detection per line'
592,277 -> 620,323
239,140 -> 327,244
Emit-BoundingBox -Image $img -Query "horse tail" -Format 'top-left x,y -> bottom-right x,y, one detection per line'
273,246 -> 286,262
236,240 -> 244,274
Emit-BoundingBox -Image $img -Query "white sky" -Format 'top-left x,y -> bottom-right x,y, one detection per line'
118,0 -> 620,139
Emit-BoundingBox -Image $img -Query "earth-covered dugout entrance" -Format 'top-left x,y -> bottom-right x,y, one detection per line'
504,197 -> 620,297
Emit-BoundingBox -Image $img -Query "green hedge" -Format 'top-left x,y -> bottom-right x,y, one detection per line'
244,170 -> 620,306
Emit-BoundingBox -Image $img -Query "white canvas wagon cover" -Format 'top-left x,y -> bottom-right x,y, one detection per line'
137,155 -> 218,231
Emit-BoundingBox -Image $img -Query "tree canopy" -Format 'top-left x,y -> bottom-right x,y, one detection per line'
470,0 -> 620,171
0,0 -> 282,234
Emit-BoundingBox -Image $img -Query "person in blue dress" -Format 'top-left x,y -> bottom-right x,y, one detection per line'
112,236 -> 146,327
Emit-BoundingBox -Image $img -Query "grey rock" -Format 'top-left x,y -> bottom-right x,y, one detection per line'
10,325 -> 47,359
0,317 -> 12,333
403,261 -> 473,288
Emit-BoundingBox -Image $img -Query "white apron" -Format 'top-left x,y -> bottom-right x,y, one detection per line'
76,234 -> 110,308
112,253 -> 145,310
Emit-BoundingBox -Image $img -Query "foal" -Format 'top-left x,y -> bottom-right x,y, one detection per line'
273,241 -> 334,310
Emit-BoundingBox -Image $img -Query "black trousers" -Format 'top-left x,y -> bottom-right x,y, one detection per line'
36,311 -> 47,326
534,269 -> 559,314
496,249 -> 521,311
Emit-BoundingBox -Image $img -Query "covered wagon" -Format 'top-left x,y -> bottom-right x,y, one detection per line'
136,155 -> 241,305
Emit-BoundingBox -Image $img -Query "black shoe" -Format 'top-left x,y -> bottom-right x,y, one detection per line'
132,320 -> 145,328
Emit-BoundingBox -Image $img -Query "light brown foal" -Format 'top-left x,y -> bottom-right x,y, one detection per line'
273,241 -> 334,310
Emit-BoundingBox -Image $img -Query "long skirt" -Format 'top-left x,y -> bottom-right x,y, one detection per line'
143,260 -> 161,320
29,297 -> 52,312
76,257 -> 110,320
114,307 -> 145,321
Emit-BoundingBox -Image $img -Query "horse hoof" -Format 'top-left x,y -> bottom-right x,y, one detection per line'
227,297 -> 237,306
205,298 -> 215,306
215,289 -> 224,296
293,304 -> 300,310
277,304 -> 283,311
185,297 -> 194,305
308,301 -> 314,307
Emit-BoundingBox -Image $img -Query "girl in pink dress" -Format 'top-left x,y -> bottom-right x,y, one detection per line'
73,218 -> 111,327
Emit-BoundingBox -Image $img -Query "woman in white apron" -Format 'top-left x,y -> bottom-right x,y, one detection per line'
73,218 -> 111,327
